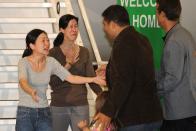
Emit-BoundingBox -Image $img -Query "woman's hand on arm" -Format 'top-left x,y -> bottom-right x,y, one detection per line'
19,79 -> 39,102
96,64 -> 107,80
94,76 -> 106,86
64,51 -> 79,69
65,45 -> 80,67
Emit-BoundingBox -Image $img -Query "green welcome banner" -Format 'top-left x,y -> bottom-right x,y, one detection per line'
117,0 -> 164,69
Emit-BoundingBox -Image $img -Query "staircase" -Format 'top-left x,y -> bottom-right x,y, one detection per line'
0,0 -> 98,130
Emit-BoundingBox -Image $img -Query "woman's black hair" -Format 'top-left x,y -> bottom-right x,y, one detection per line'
22,29 -> 46,58
53,14 -> 78,47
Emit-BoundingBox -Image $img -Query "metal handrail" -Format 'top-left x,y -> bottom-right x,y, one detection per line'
78,0 -> 104,65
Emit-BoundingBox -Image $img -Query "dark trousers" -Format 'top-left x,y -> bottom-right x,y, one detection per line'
160,116 -> 196,131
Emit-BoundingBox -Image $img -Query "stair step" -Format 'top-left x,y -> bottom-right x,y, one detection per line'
0,23 -> 54,33
0,119 -> 16,131
0,89 -> 19,100
0,50 -> 23,55
0,18 -> 57,23
0,39 -> 54,49
0,66 -> 17,72
0,50 -> 22,66
0,71 -> 18,83
0,8 -> 49,18
0,83 -> 17,88
0,119 -> 15,124
0,55 -> 21,66
0,2 -> 66,8
0,33 -> 57,39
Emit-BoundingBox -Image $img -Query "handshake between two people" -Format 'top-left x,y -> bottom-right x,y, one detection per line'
95,64 -> 107,86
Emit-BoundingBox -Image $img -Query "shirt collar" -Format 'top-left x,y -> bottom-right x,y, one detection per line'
162,22 -> 179,42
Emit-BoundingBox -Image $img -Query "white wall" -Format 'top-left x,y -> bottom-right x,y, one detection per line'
181,0 -> 196,41
82,0 -> 196,61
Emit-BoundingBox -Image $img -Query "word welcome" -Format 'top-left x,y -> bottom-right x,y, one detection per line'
132,14 -> 160,28
120,0 -> 156,7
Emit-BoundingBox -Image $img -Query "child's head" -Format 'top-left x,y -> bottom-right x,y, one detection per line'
95,91 -> 109,115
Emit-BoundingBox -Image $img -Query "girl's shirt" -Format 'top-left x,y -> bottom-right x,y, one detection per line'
18,56 -> 70,108
89,121 -> 116,131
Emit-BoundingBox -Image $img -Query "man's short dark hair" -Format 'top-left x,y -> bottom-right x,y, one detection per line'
156,0 -> 181,21
102,5 -> 130,26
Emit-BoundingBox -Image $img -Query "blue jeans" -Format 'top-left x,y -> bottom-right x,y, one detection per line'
120,121 -> 162,131
15,106 -> 52,131
51,105 -> 89,131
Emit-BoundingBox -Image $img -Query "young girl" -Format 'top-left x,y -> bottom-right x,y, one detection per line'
15,29 -> 104,131
78,91 -> 117,131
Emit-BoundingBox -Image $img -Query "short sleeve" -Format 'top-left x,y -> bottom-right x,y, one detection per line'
50,57 -> 71,81
18,58 -> 27,80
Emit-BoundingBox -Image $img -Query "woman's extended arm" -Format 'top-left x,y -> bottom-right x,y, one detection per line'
65,74 -> 106,85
